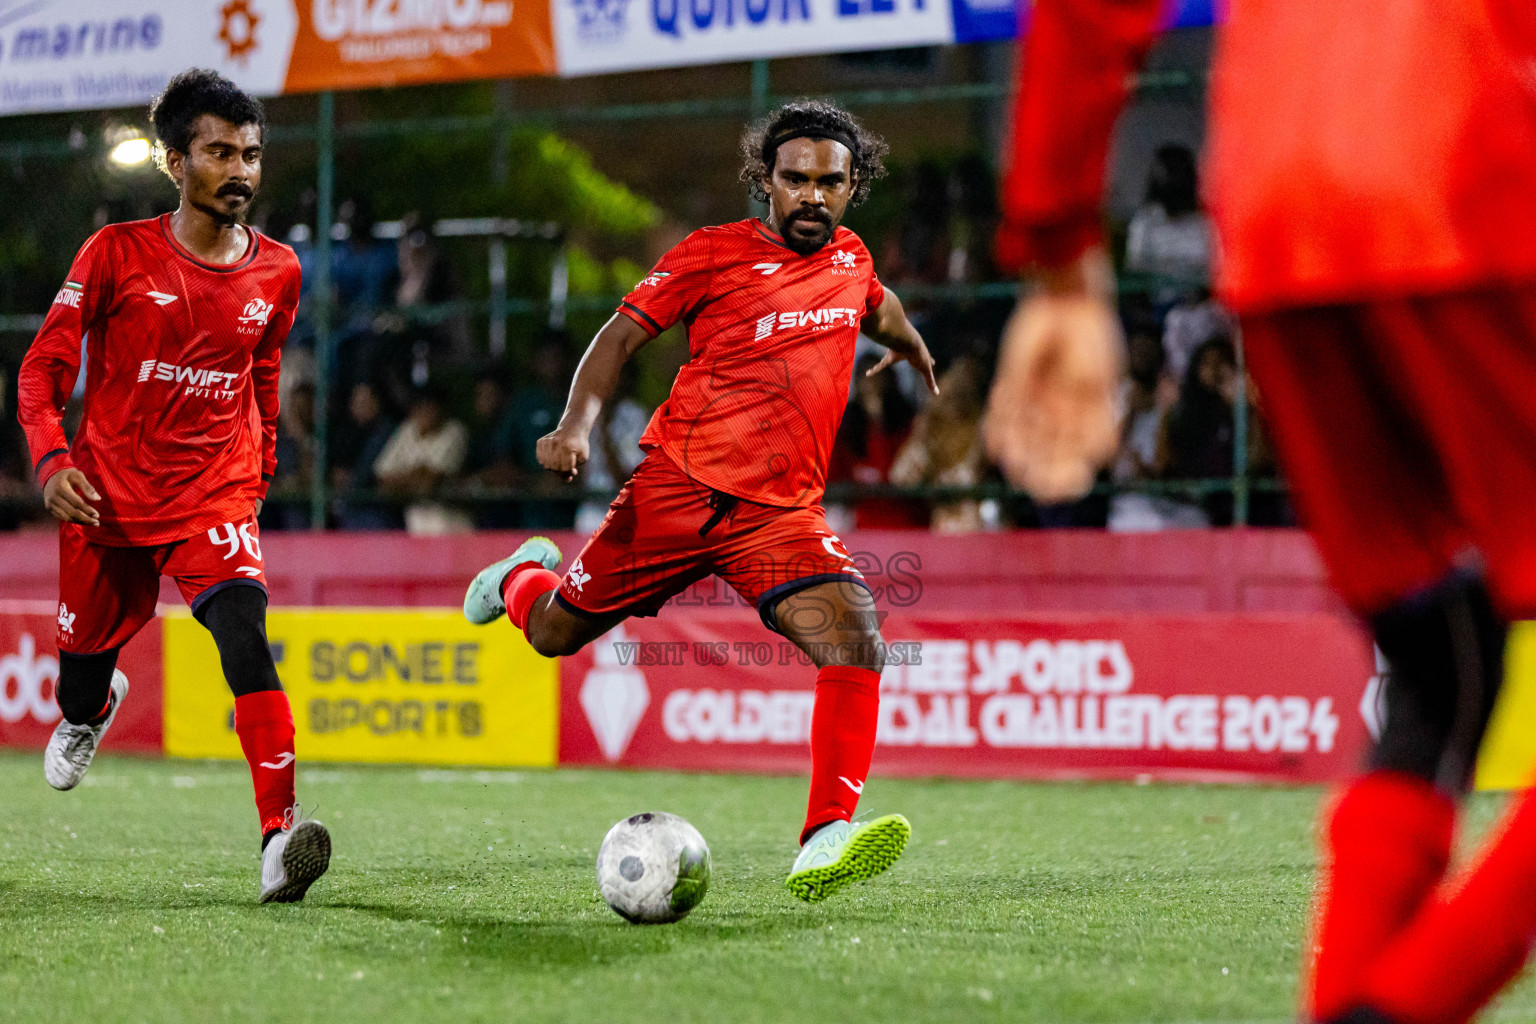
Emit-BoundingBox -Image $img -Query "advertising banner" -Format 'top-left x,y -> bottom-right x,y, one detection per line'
163,607 -> 557,766
0,0 -> 1224,117
0,601 -> 162,753
0,0 -> 555,117
560,612 -> 1381,783
552,0 -> 953,77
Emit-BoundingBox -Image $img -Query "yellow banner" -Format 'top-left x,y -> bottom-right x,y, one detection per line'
1477,621 -> 1536,790
164,608 -> 556,767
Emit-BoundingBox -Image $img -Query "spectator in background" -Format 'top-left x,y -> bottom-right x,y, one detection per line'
1161,288 -> 1235,382
1106,327 -> 1198,531
890,357 -> 990,533
374,387 -> 470,535
267,381 -> 317,531
393,212 -> 472,369
331,198 -> 397,324
329,198 -> 398,392
463,372 -> 519,529
1151,335 -> 1238,527
464,373 -> 511,480
1125,144 -> 1212,299
504,333 -> 576,529
329,381 -> 399,530
575,360 -> 650,532
830,351 -> 925,529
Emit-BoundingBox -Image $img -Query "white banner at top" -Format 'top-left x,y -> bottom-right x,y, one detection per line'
0,0 -> 297,116
552,0 -> 955,77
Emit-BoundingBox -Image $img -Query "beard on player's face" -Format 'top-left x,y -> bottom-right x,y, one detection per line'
779,205 -> 838,255
186,169 -> 256,227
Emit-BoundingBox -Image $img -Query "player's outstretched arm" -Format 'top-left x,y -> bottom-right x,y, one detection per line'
862,290 -> 939,396
983,244 -> 1122,504
986,0 -> 1161,502
537,313 -> 653,481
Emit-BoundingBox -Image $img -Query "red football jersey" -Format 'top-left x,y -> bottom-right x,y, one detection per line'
18,215 -> 300,546
617,219 -> 886,507
997,0 -> 1536,313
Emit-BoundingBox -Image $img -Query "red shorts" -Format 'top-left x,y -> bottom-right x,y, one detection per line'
1242,287 -> 1536,617
557,448 -> 869,632
57,515 -> 268,653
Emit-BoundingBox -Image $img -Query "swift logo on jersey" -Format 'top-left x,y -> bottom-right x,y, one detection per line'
137,360 -> 241,398
753,308 -> 862,340
239,298 -> 274,326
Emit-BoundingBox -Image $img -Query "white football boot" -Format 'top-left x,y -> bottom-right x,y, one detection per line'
44,669 -> 129,791
462,535 -> 563,625
260,805 -> 332,904
785,813 -> 911,902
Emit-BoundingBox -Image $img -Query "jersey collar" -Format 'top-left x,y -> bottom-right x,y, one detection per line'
159,213 -> 260,272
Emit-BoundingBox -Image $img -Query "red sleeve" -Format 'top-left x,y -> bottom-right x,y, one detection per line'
251,260 -> 298,499
864,268 -> 886,318
616,230 -> 714,337
995,0 -> 1164,273
16,229 -> 115,485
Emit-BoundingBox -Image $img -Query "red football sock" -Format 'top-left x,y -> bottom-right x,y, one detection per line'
1304,771 -> 1456,1021
233,690 -> 297,837
1360,786 -> 1536,1024
502,563 -> 561,633
802,664 -> 882,844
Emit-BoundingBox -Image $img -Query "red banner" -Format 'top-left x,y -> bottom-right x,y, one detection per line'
0,603 -> 162,754
560,612 -> 1379,783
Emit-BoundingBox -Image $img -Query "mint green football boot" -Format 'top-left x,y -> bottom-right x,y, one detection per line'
462,536 -> 563,625
785,814 -> 911,903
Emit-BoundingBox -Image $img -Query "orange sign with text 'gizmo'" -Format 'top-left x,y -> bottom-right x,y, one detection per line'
282,0 -> 557,93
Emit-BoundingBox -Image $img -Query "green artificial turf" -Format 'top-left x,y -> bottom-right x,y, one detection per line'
0,753 -> 1531,1024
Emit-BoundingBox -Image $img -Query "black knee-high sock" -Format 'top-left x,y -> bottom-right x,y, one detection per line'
56,648 -> 121,725
195,586 -> 282,697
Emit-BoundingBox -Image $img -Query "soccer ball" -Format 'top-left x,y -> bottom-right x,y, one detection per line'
596,811 -> 711,924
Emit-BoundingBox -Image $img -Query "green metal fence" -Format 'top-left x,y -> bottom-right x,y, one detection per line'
0,52 -> 1270,530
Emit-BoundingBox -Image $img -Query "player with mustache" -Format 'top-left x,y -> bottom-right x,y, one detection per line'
464,100 -> 939,901
17,69 -> 328,903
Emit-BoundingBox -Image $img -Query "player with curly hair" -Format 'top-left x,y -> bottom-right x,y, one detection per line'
17,68 -> 328,904
465,100 -> 936,902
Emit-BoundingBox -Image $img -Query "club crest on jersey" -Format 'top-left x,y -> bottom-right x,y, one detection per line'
57,603 -> 75,635
638,271 -> 670,287
829,250 -> 858,274
238,298 -> 274,327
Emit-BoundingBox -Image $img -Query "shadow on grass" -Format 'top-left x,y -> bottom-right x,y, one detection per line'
320,897 -> 816,968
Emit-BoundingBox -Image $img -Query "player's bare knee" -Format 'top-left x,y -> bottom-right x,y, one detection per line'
527,618 -> 591,658
806,630 -> 886,671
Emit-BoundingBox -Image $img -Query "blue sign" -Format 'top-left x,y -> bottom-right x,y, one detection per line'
951,0 -> 1218,45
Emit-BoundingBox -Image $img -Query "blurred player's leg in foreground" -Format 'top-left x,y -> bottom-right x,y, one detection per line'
989,0 -> 1536,1016
1240,295 -> 1536,1024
